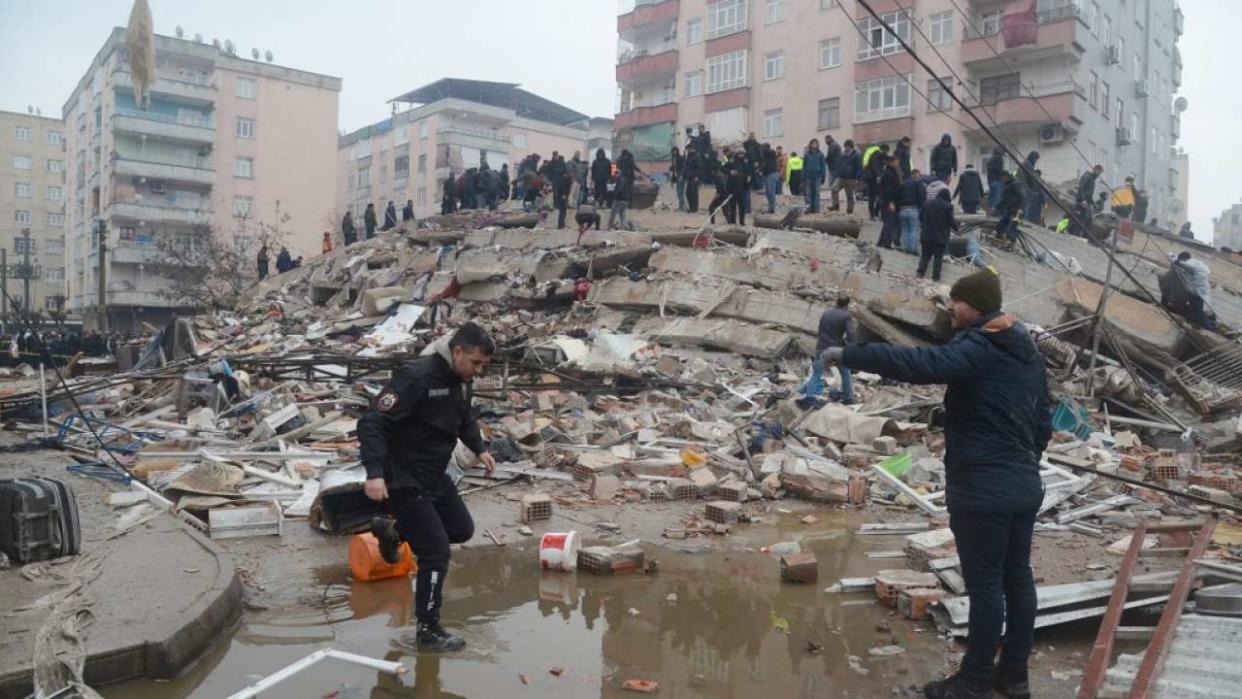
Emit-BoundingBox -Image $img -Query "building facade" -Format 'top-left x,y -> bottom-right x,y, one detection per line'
0,111 -> 67,319
615,0 -> 1184,221
1215,202 -> 1242,252
62,28 -> 341,331
337,79 -> 599,222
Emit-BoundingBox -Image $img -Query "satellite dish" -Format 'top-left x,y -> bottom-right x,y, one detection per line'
175,25 -> 184,38
1174,96 -> 1188,113
265,50 -> 273,63
194,33 -> 203,43
251,48 -> 260,59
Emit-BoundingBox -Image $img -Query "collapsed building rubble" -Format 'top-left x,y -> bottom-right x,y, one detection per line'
3,199 -> 1242,695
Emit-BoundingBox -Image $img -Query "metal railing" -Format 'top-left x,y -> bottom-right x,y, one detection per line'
436,126 -> 509,143
114,108 -> 213,129
969,4 -> 1082,39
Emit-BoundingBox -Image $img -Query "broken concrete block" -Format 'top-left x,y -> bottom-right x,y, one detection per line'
361,286 -> 410,316
874,569 -> 940,607
578,544 -> 645,575
591,474 -> 620,501
521,493 -> 552,523
717,482 -> 747,502
781,473 -> 849,503
688,467 -> 718,495
872,436 -> 898,455
668,478 -> 697,500
780,552 -> 819,583
705,500 -> 742,524
760,472 -> 783,499
624,458 -> 686,478
898,587 -> 946,620
573,452 -> 621,481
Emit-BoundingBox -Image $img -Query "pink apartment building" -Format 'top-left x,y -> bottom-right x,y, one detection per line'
62,28 -> 341,331
616,0 -> 1185,223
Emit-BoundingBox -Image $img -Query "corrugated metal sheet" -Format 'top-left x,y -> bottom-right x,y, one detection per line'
1101,614 -> 1242,698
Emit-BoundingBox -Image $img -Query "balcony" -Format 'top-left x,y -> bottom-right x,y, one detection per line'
112,69 -> 216,107
105,289 -> 179,308
436,125 -> 511,152
962,83 -> 1082,135
617,49 -> 679,85
110,244 -> 166,265
961,6 -> 1086,72
109,199 -> 211,226
112,109 -> 215,145
113,156 -> 215,187
618,0 -> 679,38
614,102 -> 677,131
1171,113 -> 1181,140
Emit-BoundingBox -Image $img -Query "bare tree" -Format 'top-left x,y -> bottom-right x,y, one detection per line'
148,213 -> 291,310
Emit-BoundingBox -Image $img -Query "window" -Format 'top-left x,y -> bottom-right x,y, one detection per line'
233,195 -> 253,217
395,123 -> 409,145
15,238 -> 36,253
1115,98 -> 1124,126
820,0 -> 838,8
14,126 -> 31,141
353,137 -> 370,160
14,209 -> 31,224
512,132 -> 527,148
45,185 -> 62,201
762,108 -> 784,138
15,182 -> 32,198
765,0 -> 784,24
358,166 -> 371,186
47,159 -> 62,173
685,70 -> 703,97
234,156 -> 255,178
236,77 -> 257,99
46,131 -> 63,146
707,50 -> 748,93
45,269 -> 64,283
1132,53 -> 1141,81
47,212 -> 64,226
685,18 -> 704,45
929,11 -> 955,45
979,73 -> 1022,105
1101,82 -> 1111,117
1088,70 -> 1098,108
395,154 -> 410,176
858,10 -> 911,61
981,10 -> 1002,36
45,238 -> 63,254
928,78 -> 953,112
817,97 -> 840,130
418,154 -> 427,173
855,74 -> 912,122
419,122 -> 429,140
764,51 -> 785,81
1130,112 -> 1140,141
1151,126 -> 1158,154
819,37 -> 842,69
1102,14 -> 1113,44
417,187 -> 427,206
13,155 -> 32,170
707,0 -> 748,39
236,117 -> 255,139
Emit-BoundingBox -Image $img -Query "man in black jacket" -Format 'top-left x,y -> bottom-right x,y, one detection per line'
341,211 -> 358,246
364,203 -> 378,239
358,323 -> 498,653
824,269 -> 1048,699
670,146 -> 686,211
829,140 -> 863,214
591,149 -> 612,207
383,201 -> 398,230
1077,164 -> 1103,209
996,171 -> 1025,241
953,164 -> 984,214
683,145 -> 701,213
761,144 -> 780,214
876,157 -> 903,249
823,135 -> 842,180
894,136 -> 913,178
919,189 -> 958,281
986,148 -> 1006,211
930,134 -> 958,180
402,199 -> 415,222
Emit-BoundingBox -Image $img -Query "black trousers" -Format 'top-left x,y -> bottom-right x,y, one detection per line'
389,486 -> 475,624
877,206 -> 899,248
961,200 -> 979,214
686,180 -> 700,212
554,191 -> 569,229
950,509 -> 1038,678
867,178 -> 881,218
593,178 -> 609,207
917,242 -> 945,280
725,191 -> 745,226
707,191 -> 728,223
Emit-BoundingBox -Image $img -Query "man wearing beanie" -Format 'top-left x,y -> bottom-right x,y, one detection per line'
823,267 -> 1049,699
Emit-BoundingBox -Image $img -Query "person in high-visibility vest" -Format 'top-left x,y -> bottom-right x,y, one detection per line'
785,150 -> 804,196
1055,215 -> 1071,234
1110,176 -> 1136,218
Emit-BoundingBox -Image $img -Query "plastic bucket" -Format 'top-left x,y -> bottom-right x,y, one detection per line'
349,532 -> 416,582
539,531 -> 580,571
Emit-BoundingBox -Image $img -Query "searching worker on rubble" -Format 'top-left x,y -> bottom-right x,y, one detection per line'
823,268 -> 1049,699
357,322 -> 498,652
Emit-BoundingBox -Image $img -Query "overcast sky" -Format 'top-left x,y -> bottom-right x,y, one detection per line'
0,0 -> 1235,241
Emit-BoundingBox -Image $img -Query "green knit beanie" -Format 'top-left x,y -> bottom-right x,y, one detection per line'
949,267 -> 1002,314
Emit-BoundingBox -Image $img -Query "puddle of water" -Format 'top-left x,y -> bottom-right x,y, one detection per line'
103,513 -> 945,698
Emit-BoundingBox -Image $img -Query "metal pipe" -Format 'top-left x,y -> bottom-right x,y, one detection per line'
225,649 -> 405,699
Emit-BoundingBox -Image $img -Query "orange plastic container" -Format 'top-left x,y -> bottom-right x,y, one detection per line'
349,532 -> 416,582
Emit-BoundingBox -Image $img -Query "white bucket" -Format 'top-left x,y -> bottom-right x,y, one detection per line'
539,530 -> 580,571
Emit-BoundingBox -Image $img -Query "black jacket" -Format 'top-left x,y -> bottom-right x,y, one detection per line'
357,351 -> 486,494
684,153 -> 702,182
920,196 -> 957,245
816,306 -> 855,351
835,149 -> 863,180
999,179 -> 1025,212
402,203 -> 415,221
930,141 -> 958,175
383,204 -> 397,229
824,140 -> 842,172
986,151 -> 1005,182
953,170 -> 984,203
670,152 -> 684,178
844,313 -> 1050,512
761,148 -> 779,176
1077,171 -> 1099,204
894,143 -> 912,177
364,207 -> 377,232
275,250 -> 292,273
879,168 -> 903,204
898,177 -> 927,208
591,156 -> 611,183
341,213 -> 356,236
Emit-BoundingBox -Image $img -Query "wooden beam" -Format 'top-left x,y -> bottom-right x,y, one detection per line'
1078,520 -> 1149,699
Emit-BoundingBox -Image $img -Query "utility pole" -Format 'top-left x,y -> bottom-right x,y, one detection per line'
1,247 -> 7,322
20,228 -> 32,317
96,219 -> 109,332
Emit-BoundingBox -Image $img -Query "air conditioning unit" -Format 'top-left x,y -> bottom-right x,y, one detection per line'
1105,44 -> 1120,65
1135,79 -> 1150,97
1039,124 -> 1064,145
1116,126 -> 1134,145
150,180 -> 166,194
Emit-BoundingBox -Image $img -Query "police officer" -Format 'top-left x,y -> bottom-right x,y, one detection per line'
357,322 -> 498,652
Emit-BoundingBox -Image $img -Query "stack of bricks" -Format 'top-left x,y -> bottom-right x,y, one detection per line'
520,493 -> 552,523
716,482 -> 747,502
874,569 -> 940,607
668,478 -> 698,500
898,587 -> 946,620
705,501 -> 742,524
1149,450 -> 1184,482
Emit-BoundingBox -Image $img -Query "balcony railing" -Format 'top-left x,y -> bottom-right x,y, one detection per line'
113,69 -> 217,105
108,199 -> 211,225
112,109 -> 215,145
112,156 -> 216,186
969,4 -> 1082,39
115,108 -> 212,128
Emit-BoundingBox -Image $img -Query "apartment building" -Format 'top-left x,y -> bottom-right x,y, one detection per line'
1215,202 -> 1242,252
337,79 -> 599,221
62,28 -> 341,331
0,111 -> 67,318
615,0 -> 1185,222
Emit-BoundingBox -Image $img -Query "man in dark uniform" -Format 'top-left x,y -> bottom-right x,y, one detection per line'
357,322 -> 498,652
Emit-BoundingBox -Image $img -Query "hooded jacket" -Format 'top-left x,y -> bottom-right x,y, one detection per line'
844,313 -> 1050,512
930,135 -> 958,175
835,148 -> 863,180
953,169 -> 984,203
920,191 -> 958,245
1018,151 -> 1041,190
591,153 -> 612,183
894,141 -> 912,177
357,338 -> 486,494
986,149 -> 1005,182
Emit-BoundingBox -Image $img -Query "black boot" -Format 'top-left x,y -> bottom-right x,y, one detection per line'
416,621 -> 466,652
994,665 -> 1031,699
923,671 -> 991,699
371,516 -> 401,564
